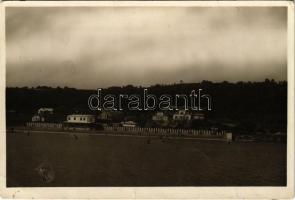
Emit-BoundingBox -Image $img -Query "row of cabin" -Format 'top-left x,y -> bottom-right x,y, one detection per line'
31,108 -> 136,128
32,108 -> 96,124
31,108 -> 205,128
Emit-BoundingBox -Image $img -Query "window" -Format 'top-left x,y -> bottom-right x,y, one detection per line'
74,117 -> 76,120
80,117 -> 82,121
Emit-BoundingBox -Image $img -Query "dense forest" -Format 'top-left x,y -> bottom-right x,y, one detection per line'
6,79 -> 287,133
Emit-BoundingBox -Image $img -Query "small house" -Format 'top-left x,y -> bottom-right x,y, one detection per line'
32,107 -> 54,122
32,115 -> 45,122
152,112 -> 169,121
38,108 -> 54,115
173,110 -> 191,121
98,111 -> 112,121
192,113 -> 205,120
121,121 -> 137,127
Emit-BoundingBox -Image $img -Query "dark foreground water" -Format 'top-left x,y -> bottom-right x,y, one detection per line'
7,131 -> 286,187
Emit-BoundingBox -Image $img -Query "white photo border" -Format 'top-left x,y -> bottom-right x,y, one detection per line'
0,1 -> 294,199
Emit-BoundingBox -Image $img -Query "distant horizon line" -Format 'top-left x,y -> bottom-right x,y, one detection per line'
6,79 -> 287,90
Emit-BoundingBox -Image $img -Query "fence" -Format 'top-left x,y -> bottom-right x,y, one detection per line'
104,126 -> 226,138
25,122 -> 228,139
26,122 -> 63,129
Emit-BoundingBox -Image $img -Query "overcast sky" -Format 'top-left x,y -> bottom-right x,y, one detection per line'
6,7 -> 287,89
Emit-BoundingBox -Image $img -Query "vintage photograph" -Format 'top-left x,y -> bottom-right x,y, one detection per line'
4,3 -> 291,191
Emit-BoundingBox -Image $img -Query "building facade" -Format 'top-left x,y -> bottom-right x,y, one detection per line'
121,121 -> 137,127
173,110 -> 191,121
32,107 -> 54,122
66,114 -> 96,124
152,112 -> 169,121
192,113 -> 205,120
38,108 -> 54,115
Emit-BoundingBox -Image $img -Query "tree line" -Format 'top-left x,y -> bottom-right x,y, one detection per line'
6,79 -> 287,132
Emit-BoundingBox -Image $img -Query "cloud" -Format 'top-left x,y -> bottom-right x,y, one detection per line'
6,7 -> 287,89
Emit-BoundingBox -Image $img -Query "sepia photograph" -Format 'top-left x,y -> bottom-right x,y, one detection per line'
1,1 -> 294,199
